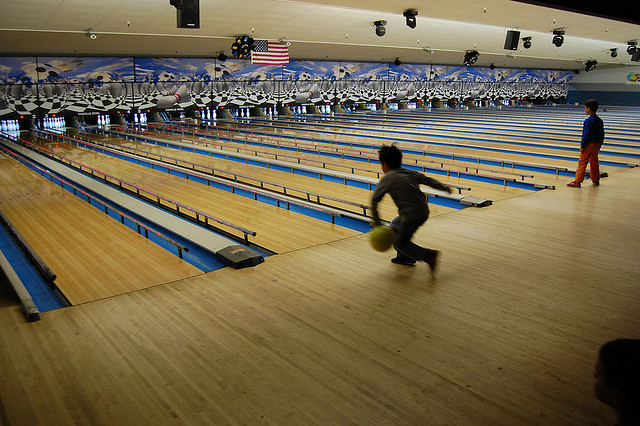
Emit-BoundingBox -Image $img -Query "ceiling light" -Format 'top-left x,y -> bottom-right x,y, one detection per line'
463,50 -> 479,66
522,37 -> 532,49
610,48 -> 618,58
373,20 -> 387,37
552,29 -> 565,47
85,29 -> 97,40
231,35 -> 255,59
403,9 -> 418,29
585,60 -> 597,72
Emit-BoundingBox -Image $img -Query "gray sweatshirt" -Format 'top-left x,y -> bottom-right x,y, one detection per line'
370,168 -> 449,225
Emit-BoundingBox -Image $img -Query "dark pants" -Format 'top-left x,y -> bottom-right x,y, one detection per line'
390,215 -> 433,262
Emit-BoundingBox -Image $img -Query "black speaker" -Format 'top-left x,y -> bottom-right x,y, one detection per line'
632,49 -> 640,62
177,0 -> 199,28
504,30 -> 520,50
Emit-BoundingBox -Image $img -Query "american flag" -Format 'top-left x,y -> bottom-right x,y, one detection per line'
251,40 -> 289,65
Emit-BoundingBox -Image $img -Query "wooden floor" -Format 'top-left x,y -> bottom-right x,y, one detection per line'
1,163 -> 638,424
0,152 -> 203,305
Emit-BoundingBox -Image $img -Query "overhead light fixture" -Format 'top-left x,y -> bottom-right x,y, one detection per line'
629,41 -> 640,62
403,9 -> 418,29
373,20 -> 387,37
585,60 -> 597,72
393,57 -> 402,66
610,48 -> 618,58
217,52 -> 227,61
463,50 -> 479,66
85,28 -> 97,40
231,35 -> 254,59
552,29 -> 565,47
522,37 -> 532,49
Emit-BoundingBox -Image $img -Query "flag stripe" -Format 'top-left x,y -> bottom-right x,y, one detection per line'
252,41 -> 289,65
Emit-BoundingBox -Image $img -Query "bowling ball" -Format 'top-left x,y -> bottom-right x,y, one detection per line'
369,225 -> 393,252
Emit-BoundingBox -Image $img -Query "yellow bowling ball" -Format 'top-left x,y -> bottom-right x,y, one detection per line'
369,225 -> 394,252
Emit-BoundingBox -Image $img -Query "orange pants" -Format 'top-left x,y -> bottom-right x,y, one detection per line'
574,142 -> 601,183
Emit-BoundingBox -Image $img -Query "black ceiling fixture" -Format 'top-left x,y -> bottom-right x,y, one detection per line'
629,41 -> 640,62
171,0 -> 199,28
403,9 -> 418,29
609,48 -> 617,58
522,37 -> 532,49
463,51 -> 479,66
231,36 -> 254,59
627,40 -> 639,57
489,63 -> 496,70
217,52 -> 227,61
393,57 -> 402,66
585,60 -> 597,72
373,20 -> 387,37
552,29 -> 565,47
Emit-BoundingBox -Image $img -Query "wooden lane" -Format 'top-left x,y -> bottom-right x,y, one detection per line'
128,127 -> 539,202
249,107 -> 640,150
241,118 -> 640,162
226,120 -> 635,175
77,129 -> 460,218
26,134 -> 361,254
0,152 -> 202,305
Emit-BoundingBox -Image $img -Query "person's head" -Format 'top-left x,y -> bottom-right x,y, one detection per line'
594,339 -> 640,422
584,99 -> 599,115
378,144 -> 402,172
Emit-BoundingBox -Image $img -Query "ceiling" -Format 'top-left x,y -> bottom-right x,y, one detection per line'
1,0 -> 639,71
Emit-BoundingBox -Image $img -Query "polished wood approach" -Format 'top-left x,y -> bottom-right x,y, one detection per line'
0,153 -> 203,305
1,164 -> 638,424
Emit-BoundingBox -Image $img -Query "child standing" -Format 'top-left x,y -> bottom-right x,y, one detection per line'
567,99 -> 605,187
370,144 -> 452,276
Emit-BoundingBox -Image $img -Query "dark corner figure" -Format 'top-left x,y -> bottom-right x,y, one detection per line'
593,339 -> 640,426
568,98 -> 605,187
370,144 -> 452,276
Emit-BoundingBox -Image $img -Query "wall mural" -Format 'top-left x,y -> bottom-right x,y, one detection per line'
0,56 -> 574,118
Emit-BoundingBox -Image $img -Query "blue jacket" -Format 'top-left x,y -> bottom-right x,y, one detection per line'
581,114 -> 604,149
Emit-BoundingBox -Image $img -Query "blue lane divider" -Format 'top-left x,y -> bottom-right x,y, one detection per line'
222,121 -> 638,166
151,124 -> 546,190
0,227 -> 64,312
63,130 -> 387,233
306,114 -> 640,146
245,118 -> 640,160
